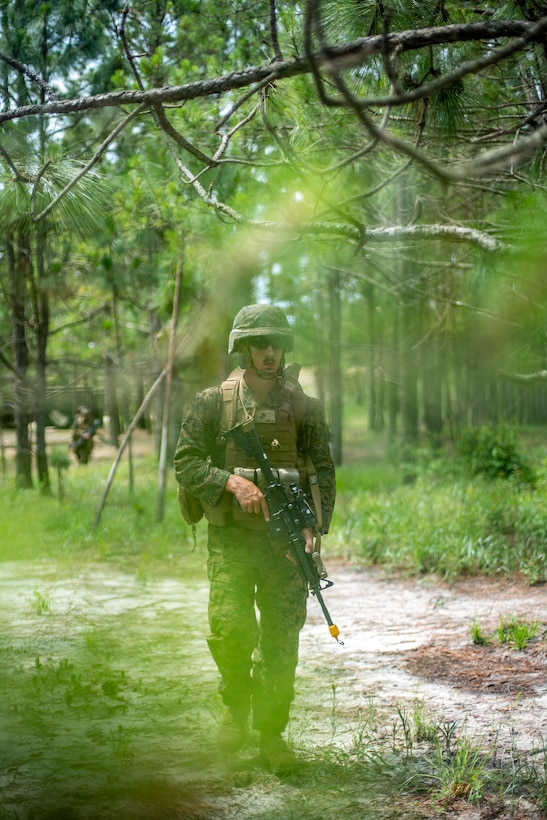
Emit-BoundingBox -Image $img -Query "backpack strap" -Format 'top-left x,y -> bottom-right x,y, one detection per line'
305,451 -> 323,542
220,368 -> 246,432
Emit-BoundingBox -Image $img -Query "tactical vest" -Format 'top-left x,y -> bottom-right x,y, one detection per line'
201,369 -> 308,529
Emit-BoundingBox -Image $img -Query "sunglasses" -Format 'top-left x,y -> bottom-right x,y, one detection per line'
248,336 -> 285,350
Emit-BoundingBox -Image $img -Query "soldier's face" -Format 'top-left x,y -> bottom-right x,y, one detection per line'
249,338 -> 284,378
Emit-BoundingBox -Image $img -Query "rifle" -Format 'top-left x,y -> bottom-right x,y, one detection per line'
71,418 -> 101,454
221,418 -> 343,644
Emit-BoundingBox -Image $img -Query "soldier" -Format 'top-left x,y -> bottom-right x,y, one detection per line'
69,406 -> 95,464
173,304 -> 336,774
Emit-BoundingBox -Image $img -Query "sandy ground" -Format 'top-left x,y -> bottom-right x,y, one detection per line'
0,557 -> 546,819
301,567 -> 547,746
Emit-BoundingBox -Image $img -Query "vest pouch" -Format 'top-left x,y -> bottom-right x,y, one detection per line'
232,467 -> 266,529
234,467 -> 299,492
231,467 -> 300,530
255,467 -> 300,492
233,467 -> 258,483
201,493 -> 231,526
177,485 -> 204,526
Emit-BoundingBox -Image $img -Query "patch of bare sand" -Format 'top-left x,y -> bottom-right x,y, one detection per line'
295,567 -> 547,754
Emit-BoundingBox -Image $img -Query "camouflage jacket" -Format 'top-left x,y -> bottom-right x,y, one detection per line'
173,373 -> 336,532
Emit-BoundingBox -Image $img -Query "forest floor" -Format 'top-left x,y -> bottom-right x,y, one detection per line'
1,428 -> 546,818
0,558 -> 546,819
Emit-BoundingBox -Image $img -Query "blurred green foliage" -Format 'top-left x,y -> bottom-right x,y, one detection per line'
331,427 -> 547,584
457,426 -> 536,487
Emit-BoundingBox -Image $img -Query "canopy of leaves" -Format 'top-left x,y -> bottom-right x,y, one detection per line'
1,0 -> 547,466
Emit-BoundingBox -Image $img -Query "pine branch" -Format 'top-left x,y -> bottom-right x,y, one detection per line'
0,21 -> 541,124
254,221 -> 505,252
0,51 -> 57,100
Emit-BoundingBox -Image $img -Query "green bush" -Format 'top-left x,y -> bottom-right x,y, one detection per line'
457,426 -> 536,487
331,460 -> 547,582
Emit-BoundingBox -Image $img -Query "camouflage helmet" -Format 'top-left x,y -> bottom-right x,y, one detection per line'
228,304 -> 293,354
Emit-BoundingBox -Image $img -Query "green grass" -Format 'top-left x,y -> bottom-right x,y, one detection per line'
331,443 -> 547,584
0,454 -> 205,571
3,427 -> 546,584
471,615 -> 540,650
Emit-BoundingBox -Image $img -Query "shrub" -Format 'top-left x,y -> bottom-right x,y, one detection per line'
457,426 -> 536,487
331,464 -> 547,582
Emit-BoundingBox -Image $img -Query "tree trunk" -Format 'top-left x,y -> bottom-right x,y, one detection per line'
364,281 -> 384,433
422,329 -> 443,447
387,306 -> 399,446
104,352 -> 121,446
400,277 -> 419,449
327,269 -> 343,465
157,261 -> 182,522
400,289 -> 419,486
8,229 -> 33,488
365,283 -> 377,433
33,221 -> 51,491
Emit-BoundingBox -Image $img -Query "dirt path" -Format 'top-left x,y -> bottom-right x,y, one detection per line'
0,561 -> 546,819
300,567 -> 547,749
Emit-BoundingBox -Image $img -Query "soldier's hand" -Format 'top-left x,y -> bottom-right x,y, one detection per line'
226,474 -> 270,520
285,527 -> 315,564
302,527 -> 314,554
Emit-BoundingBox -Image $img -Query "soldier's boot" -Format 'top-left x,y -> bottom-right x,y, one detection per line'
218,707 -> 247,754
260,733 -> 299,775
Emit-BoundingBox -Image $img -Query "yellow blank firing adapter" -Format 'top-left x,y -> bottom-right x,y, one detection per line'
329,623 -> 343,644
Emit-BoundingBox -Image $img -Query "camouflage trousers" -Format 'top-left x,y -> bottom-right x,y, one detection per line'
206,523 -> 308,735
72,438 -> 93,464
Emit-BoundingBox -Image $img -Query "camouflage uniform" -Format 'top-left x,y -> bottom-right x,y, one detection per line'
70,408 -> 94,464
174,372 -> 336,735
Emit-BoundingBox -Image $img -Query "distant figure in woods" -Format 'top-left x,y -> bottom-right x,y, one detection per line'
173,304 -> 336,774
69,406 -> 97,464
